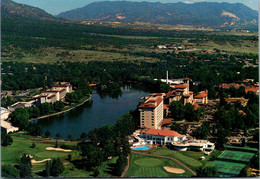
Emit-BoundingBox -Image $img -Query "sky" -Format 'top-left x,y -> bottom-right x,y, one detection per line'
12,0 -> 258,15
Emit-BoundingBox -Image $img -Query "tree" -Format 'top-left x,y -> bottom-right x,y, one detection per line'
27,123 -> 43,136
30,143 -> 36,148
50,158 -> 65,177
114,137 -> 122,156
239,167 -> 248,177
53,101 -> 64,112
169,101 -> 184,121
159,83 -> 170,93
56,133 -> 61,139
92,167 -> 99,177
55,140 -> 59,148
184,103 -> 195,122
194,123 -> 209,140
67,154 -> 72,162
67,134 -> 73,141
44,130 -> 51,138
9,108 -> 29,130
45,160 -> 51,177
80,132 -> 87,141
121,137 -> 130,157
65,92 -> 78,104
103,139 -> 114,159
196,166 -> 218,177
170,122 -> 182,133
115,153 -> 127,176
215,126 -> 229,149
1,165 -> 19,178
1,132 -> 13,146
19,154 -> 32,178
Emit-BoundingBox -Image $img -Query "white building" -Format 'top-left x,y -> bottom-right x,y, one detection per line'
139,128 -> 186,145
1,107 -> 10,120
1,120 -> 19,133
172,140 -> 215,152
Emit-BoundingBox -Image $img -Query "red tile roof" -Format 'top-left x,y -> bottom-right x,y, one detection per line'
175,84 -> 188,89
225,97 -> 248,103
159,118 -> 174,127
183,94 -> 192,98
218,83 -> 240,89
194,91 -> 208,98
245,86 -> 259,93
193,103 -> 199,110
139,97 -> 163,109
155,93 -> 163,96
143,128 -> 181,137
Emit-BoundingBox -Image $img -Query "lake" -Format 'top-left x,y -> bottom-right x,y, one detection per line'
35,85 -> 149,139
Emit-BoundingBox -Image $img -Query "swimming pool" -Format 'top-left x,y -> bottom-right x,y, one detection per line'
133,146 -> 150,150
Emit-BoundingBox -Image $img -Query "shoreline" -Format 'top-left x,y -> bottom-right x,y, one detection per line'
29,95 -> 92,122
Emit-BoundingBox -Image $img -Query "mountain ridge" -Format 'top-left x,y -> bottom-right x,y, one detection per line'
57,1 -> 258,28
1,0 -> 56,20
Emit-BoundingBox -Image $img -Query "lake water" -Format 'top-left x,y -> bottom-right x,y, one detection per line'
35,85 -> 149,139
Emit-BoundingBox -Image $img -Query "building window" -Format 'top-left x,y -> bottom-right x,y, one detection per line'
151,124 -> 154,126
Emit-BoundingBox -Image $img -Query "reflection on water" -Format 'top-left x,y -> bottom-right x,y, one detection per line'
35,85 -> 149,139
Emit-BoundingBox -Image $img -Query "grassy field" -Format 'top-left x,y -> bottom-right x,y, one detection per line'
2,47 -> 160,64
151,148 -> 203,170
1,133 -> 77,165
125,153 -> 193,177
199,40 -> 258,54
1,132 -> 117,177
176,150 -> 222,166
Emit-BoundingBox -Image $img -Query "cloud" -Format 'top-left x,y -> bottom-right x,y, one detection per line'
184,1 -> 194,4
184,0 -> 205,4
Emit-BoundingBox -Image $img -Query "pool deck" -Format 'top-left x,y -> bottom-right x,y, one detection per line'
131,144 -> 153,150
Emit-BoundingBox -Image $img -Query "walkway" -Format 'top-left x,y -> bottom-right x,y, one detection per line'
121,154 -> 130,177
131,151 -> 197,176
29,95 -> 91,122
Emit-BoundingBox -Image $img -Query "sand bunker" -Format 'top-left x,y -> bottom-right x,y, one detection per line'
31,159 -> 51,164
46,147 -> 72,152
163,166 -> 185,174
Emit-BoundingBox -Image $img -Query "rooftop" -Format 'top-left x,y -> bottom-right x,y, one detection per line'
139,96 -> 163,109
1,107 -> 10,115
194,91 -> 208,98
142,128 -> 181,137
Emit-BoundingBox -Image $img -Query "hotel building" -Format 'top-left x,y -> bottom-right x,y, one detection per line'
138,94 -> 164,129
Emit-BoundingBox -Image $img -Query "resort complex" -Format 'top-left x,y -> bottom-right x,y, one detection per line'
1,82 -> 73,133
1,0 -> 259,177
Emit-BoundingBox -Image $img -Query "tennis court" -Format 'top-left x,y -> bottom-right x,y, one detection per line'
219,150 -> 254,162
211,161 -> 246,175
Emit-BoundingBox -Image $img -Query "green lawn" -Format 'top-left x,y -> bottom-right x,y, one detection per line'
2,132 -> 121,177
1,133 -> 78,165
125,153 -> 193,177
179,150 -> 222,165
225,146 -> 259,152
151,148 -> 203,170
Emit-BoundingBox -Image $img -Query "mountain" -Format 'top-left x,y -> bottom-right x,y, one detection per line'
57,1 -> 258,28
1,0 -> 54,20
